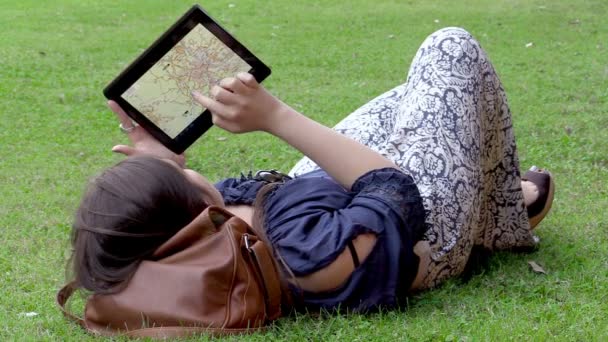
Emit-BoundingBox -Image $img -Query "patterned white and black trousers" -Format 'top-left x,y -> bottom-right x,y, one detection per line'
289,27 -> 538,289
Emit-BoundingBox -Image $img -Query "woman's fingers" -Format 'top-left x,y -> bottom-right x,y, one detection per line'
209,85 -> 239,104
236,72 -> 258,89
192,73 -> 265,134
192,91 -> 247,133
107,100 -> 126,117
217,73 -> 257,93
111,144 -> 136,156
218,77 -> 248,94
108,100 -> 143,140
108,100 -> 134,127
192,91 -> 232,116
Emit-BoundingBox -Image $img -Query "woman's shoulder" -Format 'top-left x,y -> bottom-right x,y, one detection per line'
263,170 -> 351,212
215,172 -> 267,205
215,169 -> 343,206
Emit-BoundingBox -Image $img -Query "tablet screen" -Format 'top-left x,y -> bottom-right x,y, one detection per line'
121,23 -> 251,138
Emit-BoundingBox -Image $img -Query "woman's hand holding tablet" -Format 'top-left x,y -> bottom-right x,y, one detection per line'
108,100 -> 186,167
103,4 -> 271,154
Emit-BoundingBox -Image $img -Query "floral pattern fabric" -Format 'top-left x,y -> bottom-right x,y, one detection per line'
289,27 -> 538,289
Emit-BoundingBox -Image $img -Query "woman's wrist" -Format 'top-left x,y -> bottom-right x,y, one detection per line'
262,101 -> 298,136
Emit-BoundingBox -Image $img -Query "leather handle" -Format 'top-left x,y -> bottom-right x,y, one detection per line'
123,326 -> 264,339
243,234 -> 282,321
56,281 -> 86,328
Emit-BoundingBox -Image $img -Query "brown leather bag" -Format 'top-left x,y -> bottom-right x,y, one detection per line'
57,206 -> 283,339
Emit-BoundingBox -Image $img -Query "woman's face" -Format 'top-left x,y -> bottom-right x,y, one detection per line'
162,159 -> 224,207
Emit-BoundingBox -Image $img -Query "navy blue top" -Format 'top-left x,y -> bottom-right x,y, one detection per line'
215,168 -> 426,312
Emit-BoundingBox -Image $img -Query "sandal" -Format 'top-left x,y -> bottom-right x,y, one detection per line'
522,166 -> 555,229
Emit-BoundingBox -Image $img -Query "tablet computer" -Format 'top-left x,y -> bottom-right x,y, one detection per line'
103,4 -> 271,154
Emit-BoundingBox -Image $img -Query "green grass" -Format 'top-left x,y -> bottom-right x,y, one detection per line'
1,0 -> 606,340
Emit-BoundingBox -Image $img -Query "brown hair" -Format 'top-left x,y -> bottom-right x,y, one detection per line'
69,155 -> 208,294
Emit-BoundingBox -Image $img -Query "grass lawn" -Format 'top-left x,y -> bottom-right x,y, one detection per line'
1,0 -> 606,340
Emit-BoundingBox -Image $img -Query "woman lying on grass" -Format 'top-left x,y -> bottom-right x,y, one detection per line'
70,27 -> 554,313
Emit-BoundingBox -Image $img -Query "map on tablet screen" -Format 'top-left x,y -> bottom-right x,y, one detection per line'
104,5 -> 271,153
121,23 -> 251,138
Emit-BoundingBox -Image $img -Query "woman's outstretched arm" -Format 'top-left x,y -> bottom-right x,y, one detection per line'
193,72 -> 398,190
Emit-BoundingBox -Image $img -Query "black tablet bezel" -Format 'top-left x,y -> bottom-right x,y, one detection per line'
103,5 -> 271,154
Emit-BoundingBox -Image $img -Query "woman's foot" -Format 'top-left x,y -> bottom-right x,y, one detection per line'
521,166 -> 555,229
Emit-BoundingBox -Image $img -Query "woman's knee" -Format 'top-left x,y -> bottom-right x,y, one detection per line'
426,27 -> 477,45
412,26 -> 486,71
417,27 -> 482,57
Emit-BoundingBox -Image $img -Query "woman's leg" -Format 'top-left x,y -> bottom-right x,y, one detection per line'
290,27 -> 538,289
380,27 -> 538,288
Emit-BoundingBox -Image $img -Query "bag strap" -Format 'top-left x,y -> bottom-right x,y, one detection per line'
56,281 -> 86,328
243,234 -> 282,321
